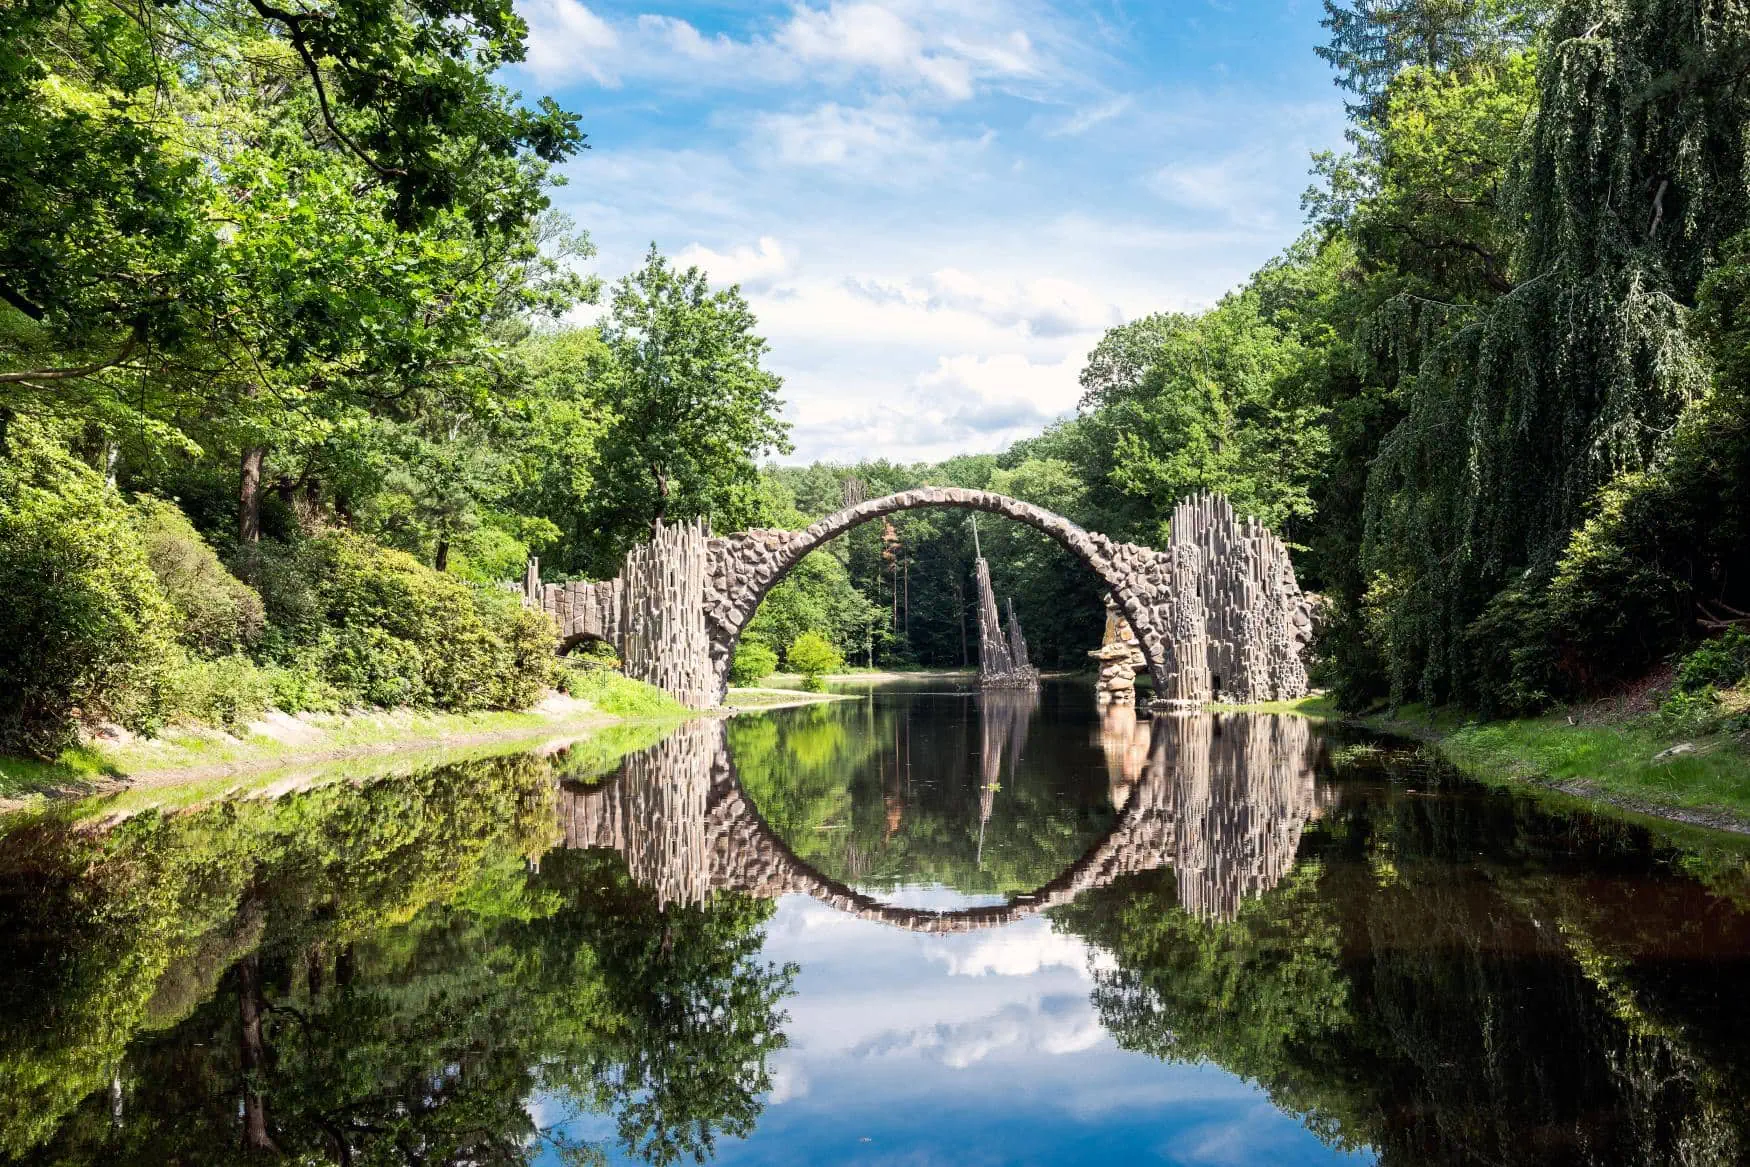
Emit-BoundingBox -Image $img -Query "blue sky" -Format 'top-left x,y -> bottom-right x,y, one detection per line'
504,1 -> 1349,463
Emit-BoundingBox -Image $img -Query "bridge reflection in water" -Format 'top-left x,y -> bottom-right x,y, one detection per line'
556,703 -> 1330,928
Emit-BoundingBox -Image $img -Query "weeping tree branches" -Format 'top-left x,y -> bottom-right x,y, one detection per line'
1358,0 -> 1750,706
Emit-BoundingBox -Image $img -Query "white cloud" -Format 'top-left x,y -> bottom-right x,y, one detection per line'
779,3 -> 973,99
929,927 -> 1117,979
1047,94 -> 1134,137
753,99 -> 979,173
919,269 -> 1122,338
513,1 -> 1058,100
853,996 -> 1108,1069
519,0 -> 620,86
675,236 -> 795,290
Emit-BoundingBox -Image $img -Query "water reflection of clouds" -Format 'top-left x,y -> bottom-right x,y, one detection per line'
727,892 -> 1375,1167
852,995 -> 1107,1067
924,922 -> 1116,979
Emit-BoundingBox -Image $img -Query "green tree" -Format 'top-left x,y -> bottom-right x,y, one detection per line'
1357,1 -> 1750,709
1317,0 -> 1549,118
586,248 -> 790,567
786,632 -> 844,692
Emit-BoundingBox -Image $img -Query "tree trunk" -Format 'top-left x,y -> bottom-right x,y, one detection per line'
651,464 -> 669,532
239,446 -> 265,545
237,952 -> 278,1155
434,540 -> 450,572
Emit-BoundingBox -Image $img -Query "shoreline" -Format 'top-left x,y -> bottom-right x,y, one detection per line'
1219,695 -> 1750,838
0,681 -> 852,811
0,697 -> 688,812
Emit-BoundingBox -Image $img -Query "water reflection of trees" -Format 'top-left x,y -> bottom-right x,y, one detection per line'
0,753 -> 794,1166
727,693 -> 1118,898
1053,742 -> 1750,1166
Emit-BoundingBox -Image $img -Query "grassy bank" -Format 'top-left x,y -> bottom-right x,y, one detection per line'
1238,694 -> 1750,833
0,670 -> 690,805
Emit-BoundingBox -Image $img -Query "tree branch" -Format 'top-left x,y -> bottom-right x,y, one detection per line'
246,0 -> 406,180
0,280 -> 47,322
0,325 -> 143,383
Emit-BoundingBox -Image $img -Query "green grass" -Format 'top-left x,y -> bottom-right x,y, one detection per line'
1440,718 -> 1750,820
0,745 -> 117,798
1342,703 -> 1750,826
561,666 -> 691,718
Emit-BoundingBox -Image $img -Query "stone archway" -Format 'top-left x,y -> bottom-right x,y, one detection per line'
515,488 -> 1312,709
703,487 -> 1187,704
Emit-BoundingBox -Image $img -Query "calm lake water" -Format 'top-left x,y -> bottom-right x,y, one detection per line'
3,679 -> 1749,1165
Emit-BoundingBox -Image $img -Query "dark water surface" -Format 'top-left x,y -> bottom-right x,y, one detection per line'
4,679 -> 1750,1165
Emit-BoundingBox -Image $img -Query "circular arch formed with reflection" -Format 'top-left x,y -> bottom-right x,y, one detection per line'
556,717 -> 1178,934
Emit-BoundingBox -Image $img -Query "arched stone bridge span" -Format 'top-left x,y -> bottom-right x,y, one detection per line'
553,713 -> 1326,930
518,489 -> 1313,708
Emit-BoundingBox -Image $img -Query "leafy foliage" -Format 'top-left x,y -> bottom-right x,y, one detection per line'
785,632 -> 844,692
133,497 -> 265,656
730,641 -> 780,687
0,418 -> 175,756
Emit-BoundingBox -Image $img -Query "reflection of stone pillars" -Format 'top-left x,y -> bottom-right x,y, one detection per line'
978,689 -> 1040,863
1145,712 -> 1325,922
1090,597 -> 1147,706
557,718 -> 722,908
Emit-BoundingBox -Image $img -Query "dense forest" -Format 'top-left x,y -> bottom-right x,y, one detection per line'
4,0 -> 1750,758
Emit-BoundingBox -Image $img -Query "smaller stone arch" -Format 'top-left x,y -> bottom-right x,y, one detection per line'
558,631 -> 615,657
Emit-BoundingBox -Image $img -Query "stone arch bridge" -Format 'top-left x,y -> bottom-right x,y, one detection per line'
519,488 -> 1314,708
553,712 -> 1327,930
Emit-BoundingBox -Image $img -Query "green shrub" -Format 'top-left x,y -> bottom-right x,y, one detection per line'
159,653 -> 275,730
133,496 -> 265,654
787,632 -> 843,693
0,420 -> 177,757
1653,687 -> 1728,737
559,666 -> 686,718
1674,630 -> 1750,694
250,531 -> 554,712
260,658 -> 344,715
730,640 -> 779,687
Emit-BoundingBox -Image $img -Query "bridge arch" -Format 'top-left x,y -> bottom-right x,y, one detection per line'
704,488 -> 1183,702
553,711 -> 1326,930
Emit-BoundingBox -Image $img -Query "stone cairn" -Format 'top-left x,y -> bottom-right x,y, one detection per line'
975,557 -> 1040,689
1089,596 -> 1147,706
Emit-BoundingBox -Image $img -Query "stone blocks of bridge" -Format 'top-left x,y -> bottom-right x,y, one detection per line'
517,487 -> 1313,710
